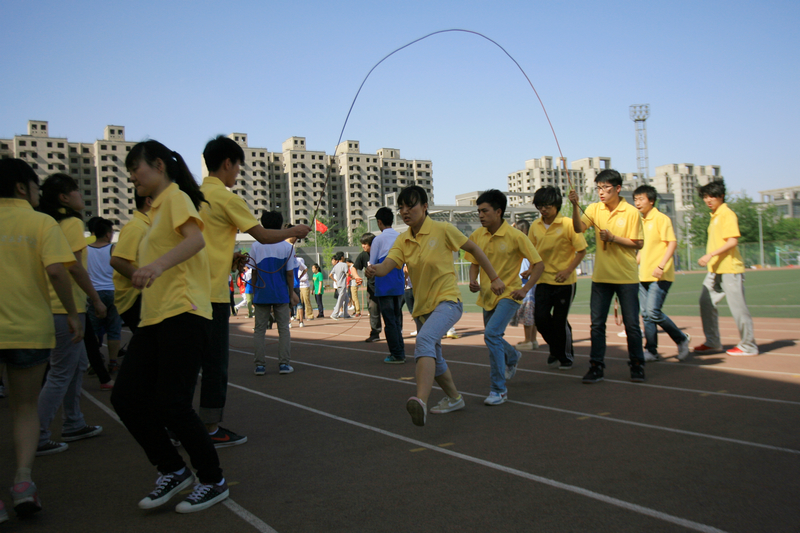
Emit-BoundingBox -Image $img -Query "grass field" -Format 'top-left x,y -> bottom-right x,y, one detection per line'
456,268 -> 800,318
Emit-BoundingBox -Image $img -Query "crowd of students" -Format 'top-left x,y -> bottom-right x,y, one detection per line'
0,148 -> 757,523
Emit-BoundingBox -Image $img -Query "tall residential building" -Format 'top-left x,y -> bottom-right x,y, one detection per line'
507,156 -> 586,206
759,186 -> 800,218
0,120 -> 136,228
651,163 -> 722,213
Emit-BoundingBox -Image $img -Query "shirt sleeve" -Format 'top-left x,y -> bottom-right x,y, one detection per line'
660,216 -> 677,242
444,223 -> 469,252
580,203 -> 596,230
112,223 -> 145,261
570,223 -> 588,251
464,229 -> 480,265
225,195 -> 259,233
169,192 -> 204,234
41,219 -> 77,268
720,211 -> 741,240
517,231 -> 542,264
62,217 -> 87,254
386,240 -> 405,268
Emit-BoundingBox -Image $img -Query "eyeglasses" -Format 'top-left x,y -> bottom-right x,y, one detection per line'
595,185 -> 615,193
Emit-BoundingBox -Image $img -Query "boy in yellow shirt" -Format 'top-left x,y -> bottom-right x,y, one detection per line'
634,185 -> 691,361
694,180 -> 757,356
568,170 -> 645,383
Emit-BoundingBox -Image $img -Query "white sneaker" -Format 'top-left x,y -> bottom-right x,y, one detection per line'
430,395 -> 465,414
617,330 -> 627,338
288,323 -> 292,329
410,330 -> 417,337
505,350 -> 522,380
644,350 -> 660,362
406,397 -> 427,426
484,391 -> 507,406
299,323 -> 304,328
444,328 -> 458,339
677,333 -> 691,361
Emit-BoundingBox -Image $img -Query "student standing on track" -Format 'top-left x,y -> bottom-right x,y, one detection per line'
36,173 -> 106,456
354,233 -> 382,341
371,207 -> 406,364
311,264 -> 325,318
633,185 -> 691,362
466,190 -> 543,406
529,186 -> 587,370
367,186 -> 505,427
110,140 -> 227,513
198,136 -> 310,448
329,253 -> 350,319
568,170 -> 646,384
694,180 -> 758,357
0,159 -> 81,521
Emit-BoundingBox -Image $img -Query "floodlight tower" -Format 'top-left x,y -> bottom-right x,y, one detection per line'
629,104 -> 650,185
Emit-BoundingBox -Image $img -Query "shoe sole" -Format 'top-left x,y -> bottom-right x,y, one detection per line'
138,475 -> 194,509
484,398 -> 507,406
175,488 -> 230,514
430,401 -> 465,415
365,338 -> 380,343
726,351 -> 759,357
547,360 -> 559,368
505,367 -> 517,380
631,376 -> 646,382
406,398 -> 426,426
693,346 -> 722,353
213,436 -> 248,448
384,359 -> 406,364
35,443 -> 69,456
254,370 -> 266,376
62,426 -> 102,442
559,364 -> 573,371
279,369 -> 294,374
582,377 -> 604,384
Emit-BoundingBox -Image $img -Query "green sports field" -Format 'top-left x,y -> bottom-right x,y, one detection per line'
457,268 -> 800,318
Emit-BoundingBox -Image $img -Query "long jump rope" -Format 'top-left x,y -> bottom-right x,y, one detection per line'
238,29 -> 618,342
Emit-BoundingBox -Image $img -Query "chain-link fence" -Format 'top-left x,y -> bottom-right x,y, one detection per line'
674,240 -> 800,270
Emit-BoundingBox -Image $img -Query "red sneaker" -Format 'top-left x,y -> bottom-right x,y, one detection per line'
693,343 -> 722,353
726,347 -> 759,357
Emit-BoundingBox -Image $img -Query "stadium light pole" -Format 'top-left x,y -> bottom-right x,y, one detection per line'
757,208 -> 765,267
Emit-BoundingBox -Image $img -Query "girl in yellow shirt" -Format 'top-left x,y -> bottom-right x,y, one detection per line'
110,140 -> 228,514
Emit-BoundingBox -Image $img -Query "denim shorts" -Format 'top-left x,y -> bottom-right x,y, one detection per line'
87,290 -> 122,340
0,348 -> 50,368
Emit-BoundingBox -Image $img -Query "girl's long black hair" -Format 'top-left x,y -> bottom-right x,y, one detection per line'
125,140 -> 206,210
38,173 -> 82,222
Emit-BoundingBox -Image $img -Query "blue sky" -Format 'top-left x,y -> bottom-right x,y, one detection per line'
2,0 -> 797,203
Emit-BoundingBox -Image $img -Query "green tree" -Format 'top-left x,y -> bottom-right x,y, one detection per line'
350,221 -> 370,246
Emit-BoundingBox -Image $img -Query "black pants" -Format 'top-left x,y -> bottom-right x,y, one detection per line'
84,318 -> 111,384
379,295 -> 405,358
368,292 -> 382,336
111,312 -> 222,483
195,303 -> 230,424
315,293 -> 324,317
534,283 -> 576,364
120,296 -> 141,335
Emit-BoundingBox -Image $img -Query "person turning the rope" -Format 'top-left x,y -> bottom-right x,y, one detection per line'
366,186 -> 505,427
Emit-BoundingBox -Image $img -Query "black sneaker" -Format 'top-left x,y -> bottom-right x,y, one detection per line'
365,335 -> 380,343
546,355 -> 559,368
582,363 -> 604,384
209,426 -> 247,448
175,479 -> 229,513
61,425 -> 102,442
138,469 -> 194,509
559,360 -> 573,371
35,440 -> 68,456
629,361 -> 646,382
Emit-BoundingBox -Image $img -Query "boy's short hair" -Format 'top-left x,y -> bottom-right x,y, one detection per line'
533,186 -> 562,211
93,218 -> 114,239
260,210 -> 283,230
476,189 -> 507,217
633,185 -> 658,205
595,169 -> 623,188
0,158 -> 38,198
203,135 -> 245,172
375,207 -> 394,227
698,180 -> 725,199
345,257 -> 354,264
360,233 -> 375,245
397,185 -> 428,210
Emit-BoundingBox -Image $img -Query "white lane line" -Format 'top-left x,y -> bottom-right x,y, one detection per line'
229,349 -> 800,455
82,390 -> 279,533
228,383 -> 730,533
230,338 -> 800,405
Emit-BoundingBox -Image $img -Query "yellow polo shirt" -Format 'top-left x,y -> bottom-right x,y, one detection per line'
47,216 -> 88,314
706,203 -> 744,274
582,198 -> 642,284
639,207 -> 676,282
199,176 -> 259,303
0,199 -> 76,349
529,214 -> 587,286
112,210 -> 150,314
138,183 -> 212,327
386,216 -> 467,318
465,221 -> 541,310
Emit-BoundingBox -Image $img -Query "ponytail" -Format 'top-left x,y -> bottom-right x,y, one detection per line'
38,173 -> 83,222
126,140 -> 206,210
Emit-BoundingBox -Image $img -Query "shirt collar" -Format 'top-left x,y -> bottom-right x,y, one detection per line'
642,206 -> 659,221
0,198 -> 33,210
150,182 -> 179,210
203,176 -> 225,188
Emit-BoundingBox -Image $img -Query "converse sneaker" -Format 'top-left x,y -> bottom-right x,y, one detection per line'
279,364 -> 294,374
483,390 -> 508,406
175,480 -> 230,513
35,440 -> 68,456
406,397 -> 427,426
61,425 -> 102,442
429,395 -> 465,414
254,365 -> 266,376
10,481 -> 42,518
138,469 -> 194,509
209,427 -> 247,448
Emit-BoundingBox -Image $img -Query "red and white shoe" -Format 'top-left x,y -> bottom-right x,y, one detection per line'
726,347 -> 759,357
693,343 -> 722,353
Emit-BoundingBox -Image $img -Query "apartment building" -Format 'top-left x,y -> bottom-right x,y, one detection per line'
507,156 -> 587,206
651,163 -> 722,212
759,186 -> 800,218
0,120 -> 136,228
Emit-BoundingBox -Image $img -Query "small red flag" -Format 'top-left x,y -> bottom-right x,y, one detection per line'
315,219 -> 328,234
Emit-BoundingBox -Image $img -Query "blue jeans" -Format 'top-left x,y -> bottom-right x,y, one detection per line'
590,283 -> 643,365
483,298 -> 521,393
639,281 -> 687,354
413,300 -> 463,377
379,295 -> 405,359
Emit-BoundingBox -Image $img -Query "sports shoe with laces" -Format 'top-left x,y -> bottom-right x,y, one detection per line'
505,350 -> 522,380
629,361 -> 646,382
254,365 -> 266,376
559,359 -> 573,371
726,346 -> 759,357
383,355 -> 405,364
138,469 -> 194,509
279,364 -> 294,374
406,397 -> 426,426
582,363 -> 604,384
677,333 -> 691,361
209,426 -> 247,448
546,355 -> 559,368
35,440 -> 68,456
10,481 -> 42,518
61,425 -> 102,442
364,334 -> 380,343
644,350 -> 660,362
430,395 -> 465,414
693,343 -> 722,353
483,390 -> 508,406
175,480 -> 229,513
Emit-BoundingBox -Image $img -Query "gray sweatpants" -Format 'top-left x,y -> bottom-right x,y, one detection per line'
254,303 -> 291,366
699,272 -> 757,354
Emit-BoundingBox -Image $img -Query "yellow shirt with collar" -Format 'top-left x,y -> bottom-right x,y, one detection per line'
386,216 -> 467,318
199,176 -> 259,303
639,207 -> 676,282
465,221 -> 541,311
0,199 -> 76,348
581,198 -> 642,284
706,203 -> 744,274
47,216 -> 88,314
529,214 -> 587,286
112,210 -> 150,314
138,183 -> 212,327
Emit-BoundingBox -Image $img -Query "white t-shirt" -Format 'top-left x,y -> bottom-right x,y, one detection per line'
297,257 -> 309,288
